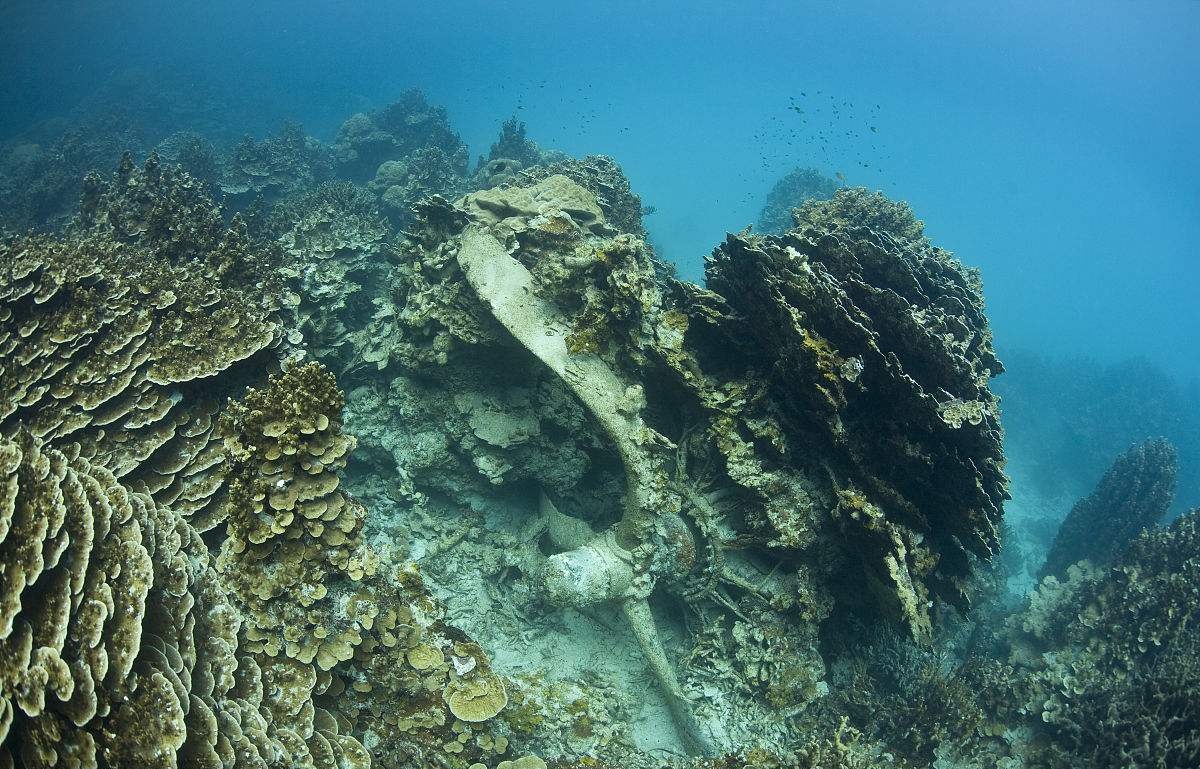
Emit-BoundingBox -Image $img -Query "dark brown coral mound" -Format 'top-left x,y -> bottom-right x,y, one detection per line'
1038,437 -> 1177,579
696,220 -> 1007,639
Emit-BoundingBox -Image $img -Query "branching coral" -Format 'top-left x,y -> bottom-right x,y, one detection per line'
469,118 -> 566,191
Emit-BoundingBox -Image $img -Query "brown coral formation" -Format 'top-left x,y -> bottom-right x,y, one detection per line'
1038,437 -> 1176,579
0,158 -> 518,769
268,181 -> 393,374
214,361 -> 377,670
0,411 -> 368,769
700,218 -> 1008,639
1009,509 -> 1200,768
2,154 -> 281,530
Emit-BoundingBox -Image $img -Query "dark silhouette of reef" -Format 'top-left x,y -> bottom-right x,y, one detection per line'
757,166 -> 839,235
1038,438 -> 1177,580
995,348 -> 1200,507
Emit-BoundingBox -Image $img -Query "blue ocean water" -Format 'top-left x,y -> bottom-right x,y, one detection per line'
4,0 -> 1197,381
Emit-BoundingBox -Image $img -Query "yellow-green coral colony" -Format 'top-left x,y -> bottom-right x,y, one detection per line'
0,92 -> 1193,769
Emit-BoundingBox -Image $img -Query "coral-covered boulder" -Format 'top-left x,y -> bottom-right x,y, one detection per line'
697,212 -> 1007,639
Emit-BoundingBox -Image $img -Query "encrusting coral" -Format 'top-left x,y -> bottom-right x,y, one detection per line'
792,186 -> 927,244
1037,437 -> 1177,579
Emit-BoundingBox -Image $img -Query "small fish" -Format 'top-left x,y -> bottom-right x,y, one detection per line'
835,171 -> 846,182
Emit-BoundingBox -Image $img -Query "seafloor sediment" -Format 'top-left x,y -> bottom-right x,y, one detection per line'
1,90 -> 1197,769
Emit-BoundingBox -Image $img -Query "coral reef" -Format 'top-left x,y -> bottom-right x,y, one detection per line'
0,159 -> 369,768
0,158 -> 517,769
154,130 -> 223,191
512,156 -> 648,238
830,629 -> 996,764
332,89 -> 469,184
792,186 -> 927,244
757,167 -> 839,235
0,114 -> 147,233
470,118 -> 567,190
0,429 -> 367,768
349,169 -> 1008,760
10,84 -> 1194,768
701,212 -> 1007,640
267,181 -> 393,373
1009,510 -> 1200,769
1038,437 -> 1176,579
369,147 -> 469,227
220,122 -> 333,209
3,154 -> 281,523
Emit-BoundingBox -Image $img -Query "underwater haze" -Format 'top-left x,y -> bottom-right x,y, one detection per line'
4,0 -> 1198,378
3,2 -> 1200,768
